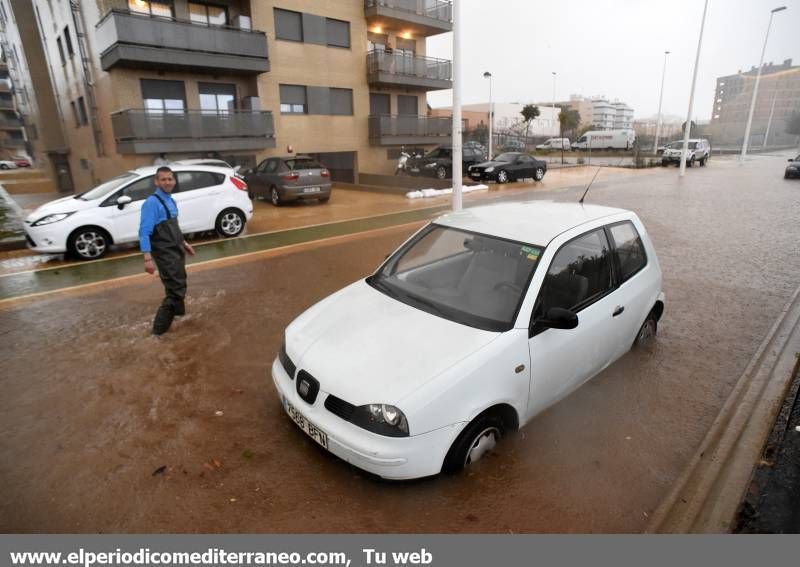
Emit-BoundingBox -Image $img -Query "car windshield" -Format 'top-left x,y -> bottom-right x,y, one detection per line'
666,142 -> 682,149
493,153 -> 518,162
285,158 -> 322,170
75,173 -> 138,201
367,224 -> 543,332
688,142 -> 698,149
426,148 -> 451,159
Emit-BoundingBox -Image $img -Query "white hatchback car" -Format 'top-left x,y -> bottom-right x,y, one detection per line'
23,164 -> 253,260
272,201 -> 664,479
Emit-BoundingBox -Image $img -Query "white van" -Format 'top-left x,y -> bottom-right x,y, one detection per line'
572,129 -> 636,150
535,138 -> 571,151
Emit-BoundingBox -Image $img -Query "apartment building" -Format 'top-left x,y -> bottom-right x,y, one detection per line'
0,2 -> 34,161
431,103 -> 560,137
553,95 -> 634,131
709,59 -> 800,147
11,0 -> 453,191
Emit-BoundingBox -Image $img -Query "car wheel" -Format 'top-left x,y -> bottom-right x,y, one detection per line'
68,227 -> 110,260
633,311 -> 658,347
442,414 -> 505,474
215,208 -> 245,237
700,155 -> 707,167
435,166 -> 448,180
270,186 -> 282,207
496,170 -> 509,184
0,164 -> 8,170
319,196 -> 330,203
687,156 -> 695,167
534,167 -> 545,181
661,161 -> 668,167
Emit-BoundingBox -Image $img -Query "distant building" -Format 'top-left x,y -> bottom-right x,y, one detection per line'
431,103 -> 560,137
551,95 -> 634,131
709,58 -> 800,147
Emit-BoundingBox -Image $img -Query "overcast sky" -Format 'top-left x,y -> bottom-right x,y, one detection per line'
425,0 -> 800,121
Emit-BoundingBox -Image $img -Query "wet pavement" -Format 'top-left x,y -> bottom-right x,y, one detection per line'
1,152 -> 799,533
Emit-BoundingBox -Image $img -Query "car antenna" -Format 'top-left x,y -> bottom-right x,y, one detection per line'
579,167 -> 602,204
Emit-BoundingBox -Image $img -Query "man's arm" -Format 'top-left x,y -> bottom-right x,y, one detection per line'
139,198 -> 157,273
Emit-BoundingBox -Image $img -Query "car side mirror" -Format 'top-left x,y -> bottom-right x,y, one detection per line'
116,195 -> 132,210
536,307 -> 579,330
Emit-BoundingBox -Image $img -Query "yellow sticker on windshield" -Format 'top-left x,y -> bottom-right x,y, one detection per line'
521,246 -> 540,261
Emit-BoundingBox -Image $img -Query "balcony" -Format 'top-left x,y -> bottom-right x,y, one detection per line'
0,117 -> 23,129
1,138 -> 26,148
369,114 -> 453,146
0,99 -> 14,110
96,9 -> 269,75
364,0 -> 452,36
111,109 -> 276,154
367,51 -> 451,91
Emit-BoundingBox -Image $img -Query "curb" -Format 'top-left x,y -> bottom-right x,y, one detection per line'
646,283 -> 800,533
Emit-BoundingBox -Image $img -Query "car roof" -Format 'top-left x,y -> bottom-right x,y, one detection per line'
434,201 -> 629,246
131,164 -> 234,176
172,158 -> 232,166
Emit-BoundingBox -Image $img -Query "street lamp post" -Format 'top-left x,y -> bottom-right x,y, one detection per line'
679,0 -> 709,177
483,71 -> 492,159
452,0 -> 462,211
653,50 -> 670,155
552,71 -> 557,131
740,5 -> 787,162
762,91 -> 778,149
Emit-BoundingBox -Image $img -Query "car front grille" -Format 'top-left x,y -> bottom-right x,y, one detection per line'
324,394 -> 356,421
296,370 -> 320,405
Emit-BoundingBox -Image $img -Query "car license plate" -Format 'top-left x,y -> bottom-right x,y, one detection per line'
303,187 -> 321,193
470,173 -> 481,178
410,168 -> 420,173
284,398 -> 328,450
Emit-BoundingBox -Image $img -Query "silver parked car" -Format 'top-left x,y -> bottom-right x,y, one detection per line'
244,155 -> 332,206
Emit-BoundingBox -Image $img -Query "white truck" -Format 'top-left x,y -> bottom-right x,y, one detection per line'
572,129 -> 636,150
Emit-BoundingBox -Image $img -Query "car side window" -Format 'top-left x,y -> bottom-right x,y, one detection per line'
608,221 -> 647,283
264,159 -> 279,174
175,171 -> 224,193
256,159 -> 269,173
101,176 -> 155,206
533,228 -> 614,320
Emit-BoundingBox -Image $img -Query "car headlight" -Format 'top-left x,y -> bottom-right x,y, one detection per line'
351,404 -> 409,437
32,212 -> 74,226
485,166 -> 495,173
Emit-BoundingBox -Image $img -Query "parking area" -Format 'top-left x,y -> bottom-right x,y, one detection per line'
1,153 -> 798,533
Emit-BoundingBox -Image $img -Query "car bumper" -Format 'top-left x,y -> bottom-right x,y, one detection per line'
22,223 -> 69,253
785,169 -> 800,178
270,358 -> 463,480
277,184 -> 332,201
468,171 -> 497,182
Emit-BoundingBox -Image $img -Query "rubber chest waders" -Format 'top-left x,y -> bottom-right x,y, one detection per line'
151,193 -> 186,335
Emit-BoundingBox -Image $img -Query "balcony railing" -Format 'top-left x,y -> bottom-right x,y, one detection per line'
369,114 -> 455,145
0,117 -> 23,128
367,50 -> 451,90
111,109 -> 276,154
96,9 -> 269,74
364,0 -> 452,35
1,138 -> 26,148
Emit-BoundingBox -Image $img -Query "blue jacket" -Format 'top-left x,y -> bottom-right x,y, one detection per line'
139,188 -> 178,253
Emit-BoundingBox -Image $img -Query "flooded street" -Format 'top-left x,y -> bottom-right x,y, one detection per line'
1,153 -> 799,533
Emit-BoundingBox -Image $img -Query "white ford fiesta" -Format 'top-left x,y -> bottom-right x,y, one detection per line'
272,201 -> 664,479
23,164 -> 253,260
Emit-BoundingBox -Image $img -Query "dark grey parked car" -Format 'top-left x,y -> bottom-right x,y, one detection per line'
244,156 -> 332,206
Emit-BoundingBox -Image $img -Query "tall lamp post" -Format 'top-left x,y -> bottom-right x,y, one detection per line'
483,71 -> 492,159
740,5 -> 787,162
679,0 -> 709,177
551,71 -> 557,135
452,0 -> 462,211
653,50 -> 670,155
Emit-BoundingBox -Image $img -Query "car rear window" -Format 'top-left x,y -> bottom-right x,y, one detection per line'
608,221 -> 647,282
176,171 -> 225,192
285,159 -> 323,170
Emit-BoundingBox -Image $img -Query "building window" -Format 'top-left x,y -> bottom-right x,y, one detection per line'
77,96 -> 88,126
189,2 -> 227,26
70,101 -> 80,128
128,0 -> 173,18
63,26 -> 74,57
199,82 -> 236,113
274,8 -> 303,42
141,79 -> 186,114
330,88 -> 353,115
326,18 -> 350,48
56,36 -> 65,66
279,84 -> 307,114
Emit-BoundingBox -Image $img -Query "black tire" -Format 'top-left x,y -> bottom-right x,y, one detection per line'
319,196 -> 330,203
442,414 -> 505,474
633,310 -> 658,347
215,208 -> 245,237
496,170 -> 509,184
687,156 -> 695,168
661,160 -> 668,167
435,166 -> 448,180
0,164 -> 8,170
68,226 -> 111,260
700,155 -> 707,167
534,167 -> 545,181
270,186 -> 282,207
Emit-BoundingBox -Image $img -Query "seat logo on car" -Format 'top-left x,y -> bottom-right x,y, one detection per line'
299,379 -> 311,397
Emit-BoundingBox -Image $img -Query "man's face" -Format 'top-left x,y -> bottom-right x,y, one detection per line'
155,171 -> 176,193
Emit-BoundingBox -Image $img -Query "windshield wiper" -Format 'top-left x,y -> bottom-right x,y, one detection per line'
403,294 -> 448,318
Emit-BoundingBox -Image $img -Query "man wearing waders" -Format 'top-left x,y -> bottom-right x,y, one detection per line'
139,166 -> 196,335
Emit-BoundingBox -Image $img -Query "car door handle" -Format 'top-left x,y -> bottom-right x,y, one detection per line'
612,306 -> 625,317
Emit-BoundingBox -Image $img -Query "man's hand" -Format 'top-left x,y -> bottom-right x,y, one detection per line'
144,254 -> 155,275
183,242 -> 196,256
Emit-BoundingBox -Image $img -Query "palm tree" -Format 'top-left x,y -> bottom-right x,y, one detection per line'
521,104 -> 540,148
